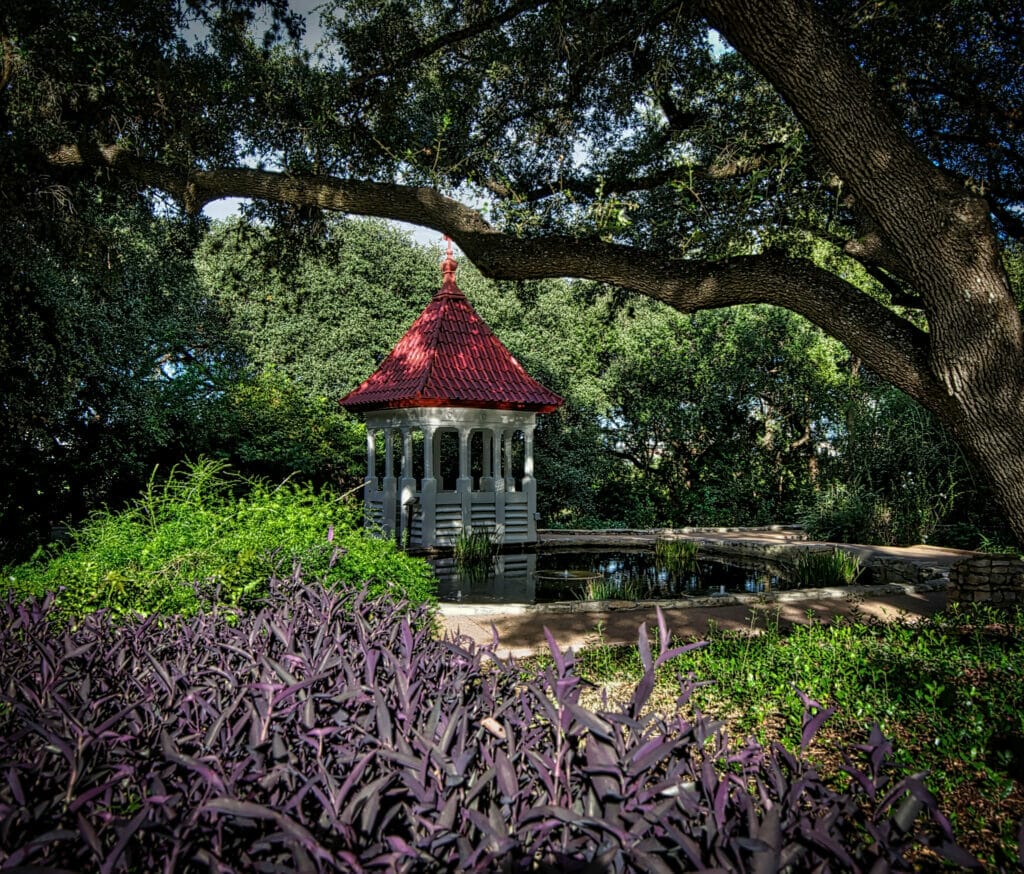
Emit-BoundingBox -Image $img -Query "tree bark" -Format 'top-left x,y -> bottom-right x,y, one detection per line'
700,0 -> 1024,543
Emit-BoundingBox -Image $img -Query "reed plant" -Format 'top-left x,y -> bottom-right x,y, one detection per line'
453,526 -> 501,571
654,538 -> 701,578
787,547 -> 862,588
579,575 -> 646,602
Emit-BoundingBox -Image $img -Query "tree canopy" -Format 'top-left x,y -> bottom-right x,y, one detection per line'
3,0 -> 1024,539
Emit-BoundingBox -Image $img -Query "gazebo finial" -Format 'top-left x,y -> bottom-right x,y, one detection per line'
440,234 -> 459,293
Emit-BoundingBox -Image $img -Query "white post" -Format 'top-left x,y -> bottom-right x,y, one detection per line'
399,427 -> 416,544
503,431 -> 514,491
493,428 -> 506,539
457,427 -> 473,534
366,428 -> 376,485
382,427 -> 397,536
492,429 -> 505,493
480,429 -> 494,491
524,426 -> 537,540
420,425 -> 437,546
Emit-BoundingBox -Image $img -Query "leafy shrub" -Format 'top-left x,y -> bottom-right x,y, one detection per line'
0,574 -> 976,872
802,482 -> 887,543
4,459 -> 434,617
802,480 -> 953,546
788,547 -> 863,588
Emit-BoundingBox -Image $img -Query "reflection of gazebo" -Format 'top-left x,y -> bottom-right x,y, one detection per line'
339,239 -> 563,547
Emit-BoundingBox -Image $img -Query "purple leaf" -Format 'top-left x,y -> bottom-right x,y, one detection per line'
800,703 -> 836,750
637,621 -> 653,673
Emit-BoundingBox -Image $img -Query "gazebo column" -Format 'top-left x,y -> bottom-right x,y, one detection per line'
399,427 -> 416,544
420,424 -> 437,546
503,431 -> 514,491
493,428 -> 506,538
524,426 -> 537,540
480,432 -> 494,491
457,427 -> 473,534
382,427 -> 397,536
365,428 -> 377,493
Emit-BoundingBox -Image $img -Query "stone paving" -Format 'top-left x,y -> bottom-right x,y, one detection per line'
436,528 -> 976,658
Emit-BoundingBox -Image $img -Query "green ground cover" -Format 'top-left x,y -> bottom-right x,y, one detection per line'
565,604 -> 1024,869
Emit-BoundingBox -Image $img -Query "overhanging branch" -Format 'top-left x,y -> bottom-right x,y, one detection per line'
47,140 -> 942,410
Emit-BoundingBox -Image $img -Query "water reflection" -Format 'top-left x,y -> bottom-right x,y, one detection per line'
433,549 -> 788,605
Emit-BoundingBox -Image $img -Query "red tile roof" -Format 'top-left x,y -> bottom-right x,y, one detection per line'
338,251 -> 564,413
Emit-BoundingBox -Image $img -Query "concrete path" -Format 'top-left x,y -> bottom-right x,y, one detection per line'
438,586 -> 948,658
436,528 -> 971,658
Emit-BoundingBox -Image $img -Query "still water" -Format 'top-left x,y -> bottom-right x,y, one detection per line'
432,549 -> 792,605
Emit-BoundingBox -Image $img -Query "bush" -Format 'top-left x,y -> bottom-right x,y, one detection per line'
3,459 -> 434,617
0,575 -> 976,872
803,478 -> 955,547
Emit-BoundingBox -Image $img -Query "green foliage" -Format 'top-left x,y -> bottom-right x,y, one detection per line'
4,459 -> 434,618
808,385 -> 966,545
205,367 -> 366,489
0,201 -> 230,563
599,302 -> 849,527
463,273 -> 858,531
787,548 -> 862,588
802,482 -> 883,543
196,216 -> 437,400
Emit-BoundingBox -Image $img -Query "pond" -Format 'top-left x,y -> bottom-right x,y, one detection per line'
431,548 -> 795,605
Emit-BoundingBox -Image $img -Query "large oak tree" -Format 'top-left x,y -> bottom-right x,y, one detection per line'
4,0 -> 1024,539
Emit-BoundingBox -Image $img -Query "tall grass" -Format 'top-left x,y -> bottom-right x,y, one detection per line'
654,538 -> 701,578
454,526 -> 501,571
578,575 -> 645,602
787,547 -> 862,587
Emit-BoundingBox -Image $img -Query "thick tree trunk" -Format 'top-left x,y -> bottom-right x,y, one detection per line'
945,392 -> 1024,542
703,0 -> 1024,544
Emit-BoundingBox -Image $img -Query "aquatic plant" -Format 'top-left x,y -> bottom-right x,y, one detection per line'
654,538 -> 701,578
579,574 -> 646,601
788,547 -> 863,588
453,526 -> 501,571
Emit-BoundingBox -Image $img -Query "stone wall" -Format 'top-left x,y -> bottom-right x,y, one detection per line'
951,555 -> 1024,606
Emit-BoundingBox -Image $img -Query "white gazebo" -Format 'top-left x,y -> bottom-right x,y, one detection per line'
339,240 -> 563,547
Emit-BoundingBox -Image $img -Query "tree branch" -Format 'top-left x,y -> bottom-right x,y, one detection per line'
482,143 -> 789,203
990,200 -> 1024,240
861,264 -> 921,308
348,0 -> 550,91
48,141 -> 942,410
700,0 -> 994,284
